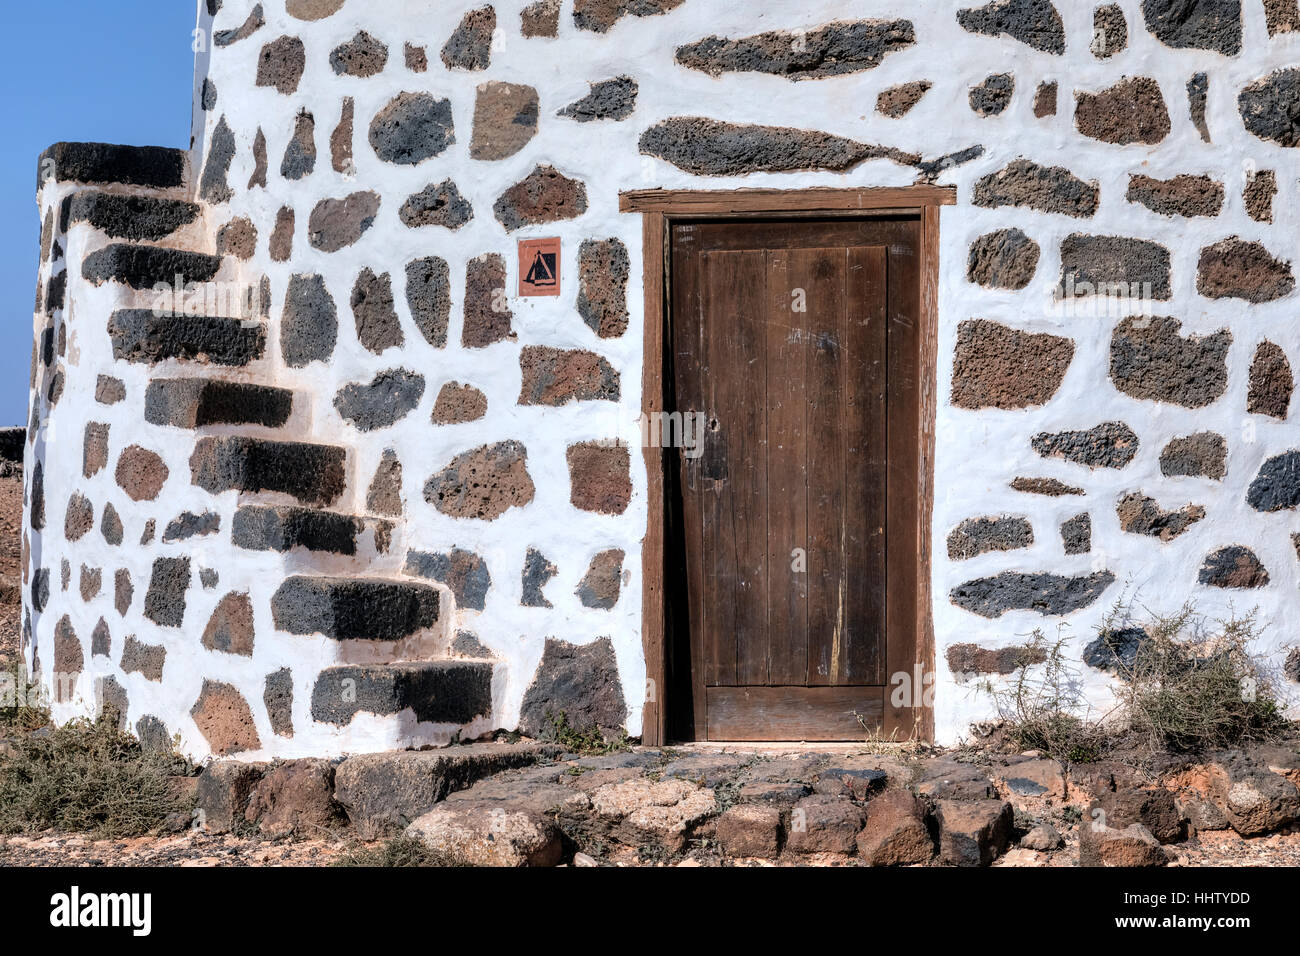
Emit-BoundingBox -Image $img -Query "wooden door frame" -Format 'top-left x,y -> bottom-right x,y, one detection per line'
621,185 -> 954,745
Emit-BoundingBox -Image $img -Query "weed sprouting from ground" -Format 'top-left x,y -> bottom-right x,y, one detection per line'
332,836 -> 470,868
0,715 -> 192,837
542,711 -> 631,756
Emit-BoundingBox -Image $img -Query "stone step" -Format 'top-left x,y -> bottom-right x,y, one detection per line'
145,378 -> 291,428
233,505 -> 364,555
190,435 -> 346,506
39,142 -> 186,191
272,576 -> 440,641
109,310 -> 266,367
311,661 -> 492,726
82,242 -> 222,290
63,191 -> 201,242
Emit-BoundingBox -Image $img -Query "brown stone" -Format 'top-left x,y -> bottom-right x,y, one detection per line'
1075,76 -> 1170,145
287,0 -> 345,20
856,789 -> 934,865
330,30 -> 388,77
114,569 -> 132,617
424,441 -> 536,520
330,97 -> 354,173
191,680 -> 262,756
366,449 -> 403,516
79,566 -> 101,602
351,268 -> 403,354
245,759 -> 340,837
64,493 -> 94,541
202,592 -> 256,657
521,0 -> 561,36
1079,821 -> 1169,866
432,382 -> 488,424
256,36 -> 306,95
966,228 -> 1040,290
877,80 -> 931,117
972,158 -> 1098,218
441,5 -> 496,70
462,253 -> 514,348
577,239 -> 629,337
1248,341 -> 1293,419
1244,170 -> 1277,222
115,445 -> 168,501
1265,0 -> 1300,34
1159,432 -> 1227,480
269,206 -> 294,262
217,217 -> 257,259
934,799 -> 1014,866
249,127 -> 268,188
715,803 -> 781,858
1116,492 -> 1205,541
519,345 -> 620,406
1197,238 -> 1295,302
1033,80 -> 1057,117
951,319 -> 1073,410
1093,787 -> 1185,844
52,615 -> 83,701
567,442 -> 631,515
83,422 -> 109,477
121,635 -> 166,682
945,642 -> 1047,676
1092,3 -> 1127,57
1199,546 -> 1270,589
576,549 -> 624,609
308,191 -> 381,253
470,82 -> 539,161
1203,753 -> 1300,836
404,43 -> 428,72
1010,476 -> 1084,496
95,375 -> 126,405
785,794 -> 865,855
90,617 -> 111,656
574,0 -> 683,33
1110,316 -> 1230,408
1126,173 -> 1223,218
493,165 -> 588,231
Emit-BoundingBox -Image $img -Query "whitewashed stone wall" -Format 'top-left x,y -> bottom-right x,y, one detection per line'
23,0 -> 1300,755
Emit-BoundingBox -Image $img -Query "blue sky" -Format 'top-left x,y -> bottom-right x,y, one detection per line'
2,1 -> 196,425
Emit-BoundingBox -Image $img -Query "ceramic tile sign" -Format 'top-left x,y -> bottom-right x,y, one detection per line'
518,237 -> 561,297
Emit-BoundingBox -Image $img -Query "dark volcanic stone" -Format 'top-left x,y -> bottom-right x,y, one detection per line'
639,117 -> 917,177
1117,492 -> 1205,541
399,180 -> 473,229
121,636 -> 166,682
947,516 -> 1034,560
1061,512 -> 1092,554
190,435 -> 346,506
308,191 -> 381,251
273,576 -> 440,641
424,441 -> 535,520
1160,432 -> 1227,479
1247,451 -> 1300,512
250,127 -> 268,187
1084,627 -> 1149,672
522,0 -> 561,36
405,549 -> 491,611
108,309 -> 265,367
1126,173 -> 1223,217
162,510 -> 221,543
256,35 -> 306,94
269,206 -> 294,261
1093,3 -> 1128,56
493,165 -> 588,231
674,19 -> 914,80
522,548 -> 558,607
1109,316 -> 1230,408
574,0 -> 683,32
280,111 -> 316,180
1239,69 -> 1300,147
65,192 -> 199,241
558,76 -> 638,122
1060,234 -> 1171,300
370,92 -> 455,165
1197,238 -> 1294,302
441,6 -> 495,70
146,378 -> 291,428
1032,421 -> 1139,468
576,549 -> 624,609
281,274 -> 338,367
405,256 -> 451,347
144,556 -> 190,628
1265,0 -> 1300,34
577,239 -> 629,337
1199,546 -> 1269,588
351,268 -> 403,354
1075,77 -> 1170,144
967,229 -> 1040,289
950,571 -> 1116,618
1249,341 -> 1293,419
519,637 -> 627,736
38,142 -> 185,190
973,158 -> 1098,217
331,30 -> 388,77
957,0 -> 1066,53
367,449 -> 403,516
215,3 -> 264,45
265,668 -> 294,737
462,253 -> 514,347
199,116 -> 236,203
519,345 -> 620,406
83,244 -> 220,290
64,493 -> 93,541
331,97 -> 354,173
1189,72 -> 1211,142
1141,0 -> 1241,54
1244,170 -> 1277,222
970,73 -> 1014,115
234,505 -> 362,555
312,662 -> 492,726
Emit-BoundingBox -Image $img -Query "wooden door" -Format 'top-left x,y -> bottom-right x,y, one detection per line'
669,218 -> 921,741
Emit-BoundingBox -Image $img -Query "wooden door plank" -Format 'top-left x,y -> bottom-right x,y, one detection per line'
706,686 -> 884,741
843,246 -> 889,684
640,212 -> 666,746
764,251 -> 809,686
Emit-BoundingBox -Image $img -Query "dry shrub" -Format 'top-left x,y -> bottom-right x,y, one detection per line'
333,836 -> 469,868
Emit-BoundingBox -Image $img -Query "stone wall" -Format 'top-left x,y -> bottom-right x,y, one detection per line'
23,0 -> 1300,755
